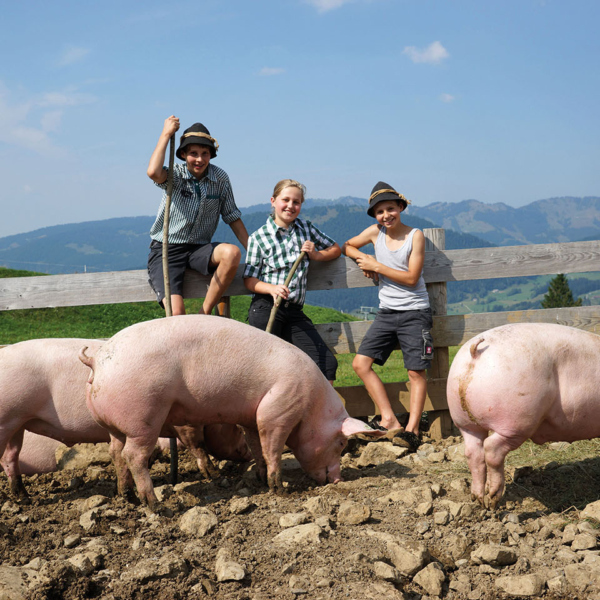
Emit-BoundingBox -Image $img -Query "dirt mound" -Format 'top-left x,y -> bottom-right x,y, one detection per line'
1,436 -> 600,599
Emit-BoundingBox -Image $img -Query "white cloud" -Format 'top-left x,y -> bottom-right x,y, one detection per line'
40,110 -> 63,132
440,93 -> 455,103
259,67 -> 286,76
0,81 -> 96,156
38,90 -> 96,107
57,45 -> 90,67
403,41 -> 449,65
305,0 -> 354,13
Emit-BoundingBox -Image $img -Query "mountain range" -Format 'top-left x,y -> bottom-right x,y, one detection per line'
1,196 -> 598,312
3,195 -> 599,276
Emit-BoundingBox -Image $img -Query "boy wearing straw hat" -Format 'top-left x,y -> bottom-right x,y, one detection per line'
342,182 -> 433,449
147,116 -> 248,316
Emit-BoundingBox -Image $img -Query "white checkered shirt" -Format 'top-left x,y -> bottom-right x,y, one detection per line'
243,216 -> 336,305
149,163 -> 242,244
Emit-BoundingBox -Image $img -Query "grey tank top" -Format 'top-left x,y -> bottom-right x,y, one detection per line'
375,226 -> 430,310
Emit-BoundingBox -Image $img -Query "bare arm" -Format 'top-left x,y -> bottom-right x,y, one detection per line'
342,225 -> 379,279
355,229 -> 426,287
147,116 -> 180,184
229,218 -> 249,250
342,225 -> 378,258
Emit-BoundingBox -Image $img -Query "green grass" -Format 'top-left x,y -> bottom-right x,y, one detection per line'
1,266 -> 460,388
335,346 -> 460,386
503,438 -> 600,513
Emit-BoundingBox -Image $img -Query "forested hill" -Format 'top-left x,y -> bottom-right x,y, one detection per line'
0,203 -> 491,276
213,204 -> 493,253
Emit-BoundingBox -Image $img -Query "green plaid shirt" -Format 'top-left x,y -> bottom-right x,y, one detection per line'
243,216 -> 336,305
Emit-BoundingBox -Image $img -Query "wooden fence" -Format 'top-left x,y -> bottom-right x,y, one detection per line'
2,230 -> 600,439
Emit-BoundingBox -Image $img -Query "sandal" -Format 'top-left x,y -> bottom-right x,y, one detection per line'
393,431 -> 421,451
367,416 -> 388,432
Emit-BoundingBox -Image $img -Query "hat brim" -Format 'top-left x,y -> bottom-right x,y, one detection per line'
176,137 -> 217,160
367,194 -> 408,217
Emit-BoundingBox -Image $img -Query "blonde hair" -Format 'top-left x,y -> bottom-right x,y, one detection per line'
272,179 -> 306,202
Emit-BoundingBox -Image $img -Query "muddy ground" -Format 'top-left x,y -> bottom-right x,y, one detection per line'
1,433 -> 600,600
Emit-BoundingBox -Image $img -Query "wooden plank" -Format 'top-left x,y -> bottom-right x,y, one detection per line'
3,240 -> 600,310
424,240 -> 600,283
337,378 -> 448,417
316,305 -> 600,353
429,410 -> 458,439
0,266 -> 249,311
432,305 -> 600,347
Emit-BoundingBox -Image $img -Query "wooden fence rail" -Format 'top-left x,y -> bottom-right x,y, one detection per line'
2,233 -> 600,439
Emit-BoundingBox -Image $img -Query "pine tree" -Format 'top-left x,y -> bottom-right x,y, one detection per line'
541,274 -> 582,308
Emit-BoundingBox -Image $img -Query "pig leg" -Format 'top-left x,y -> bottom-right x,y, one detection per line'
173,425 -> 220,480
119,434 -> 161,510
108,434 -> 135,499
461,428 -> 488,506
0,429 -> 29,502
257,424 -> 291,491
242,427 -> 267,484
483,431 -> 524,510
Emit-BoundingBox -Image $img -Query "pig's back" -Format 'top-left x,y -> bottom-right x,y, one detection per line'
0,339 -> 100,404
92,316 -> 325,408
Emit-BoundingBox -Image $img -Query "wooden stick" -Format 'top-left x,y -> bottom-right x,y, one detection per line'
161,134 -> 178,483
161,135 -> 175,318
266,252 -> 306,334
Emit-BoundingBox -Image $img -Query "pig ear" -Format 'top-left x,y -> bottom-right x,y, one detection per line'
341,417 -> 387,439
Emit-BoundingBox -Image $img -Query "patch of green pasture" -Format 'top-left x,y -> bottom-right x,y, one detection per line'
334,346 -> 459,387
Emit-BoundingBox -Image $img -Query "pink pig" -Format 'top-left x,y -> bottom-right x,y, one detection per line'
0,338 -> 250,501
17,432 -> 62,475
447,323 -> 600,509
80,315 -> 383,509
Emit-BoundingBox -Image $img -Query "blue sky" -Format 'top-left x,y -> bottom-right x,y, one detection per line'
1,0 -> 599,238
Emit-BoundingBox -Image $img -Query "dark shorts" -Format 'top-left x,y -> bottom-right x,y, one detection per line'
248,294 -> 338,381
147,240 -> 220,306
357,307 -> 434,371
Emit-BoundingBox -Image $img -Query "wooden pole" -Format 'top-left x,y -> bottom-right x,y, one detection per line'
423,228 -> 454,440
162,136 -> 175,318
161,135 -> 178,483
266,252 -> 306,334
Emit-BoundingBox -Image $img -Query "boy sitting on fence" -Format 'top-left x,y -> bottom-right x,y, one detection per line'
342,182 -> 433,448
147,116 -> 248,316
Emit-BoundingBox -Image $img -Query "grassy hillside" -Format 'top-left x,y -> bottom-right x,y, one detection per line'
447,272 -> 600,315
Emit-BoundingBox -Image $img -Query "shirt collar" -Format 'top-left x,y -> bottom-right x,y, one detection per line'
182,163 -> 216,183
266,215 -> 298,237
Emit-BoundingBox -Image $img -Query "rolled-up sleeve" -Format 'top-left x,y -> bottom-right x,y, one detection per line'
309,221 -> 337,250
219,174 -> 242,224
243,235 -> 263,279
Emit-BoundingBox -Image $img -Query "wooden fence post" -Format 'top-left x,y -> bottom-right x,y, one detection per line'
424,228 -> 454,439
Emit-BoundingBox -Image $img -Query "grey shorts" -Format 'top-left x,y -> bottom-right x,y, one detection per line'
147,240 -> 220,306
357,307 -> 434,371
